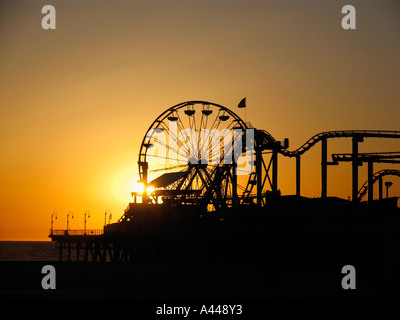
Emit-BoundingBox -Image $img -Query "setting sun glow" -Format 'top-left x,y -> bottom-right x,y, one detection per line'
0,1 -> 399,240
132,182 -> 145,194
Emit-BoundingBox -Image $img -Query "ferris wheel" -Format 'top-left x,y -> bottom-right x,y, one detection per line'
137,100 -> 260,211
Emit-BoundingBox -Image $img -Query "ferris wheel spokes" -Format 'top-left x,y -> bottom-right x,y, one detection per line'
138,101 -> 258,210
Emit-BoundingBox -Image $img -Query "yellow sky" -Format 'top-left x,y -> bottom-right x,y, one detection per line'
1,0 -> 399,240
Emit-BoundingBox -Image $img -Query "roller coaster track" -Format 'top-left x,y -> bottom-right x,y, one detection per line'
331,152 -> 400,164
358,169 -> 400,201
252,130 -> 400,201
256,130 -> 400,156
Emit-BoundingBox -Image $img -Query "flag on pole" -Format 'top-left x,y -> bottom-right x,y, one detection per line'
238,97 -> 246,108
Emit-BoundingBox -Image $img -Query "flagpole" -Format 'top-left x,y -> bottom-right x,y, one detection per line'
238,97 -> 247,125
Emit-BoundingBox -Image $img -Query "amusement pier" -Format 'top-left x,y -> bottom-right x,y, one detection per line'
49,101 -> 400,290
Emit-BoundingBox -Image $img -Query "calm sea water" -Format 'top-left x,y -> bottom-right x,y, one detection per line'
0,241 -> 60,261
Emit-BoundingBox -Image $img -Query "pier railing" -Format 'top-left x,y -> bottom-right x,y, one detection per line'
50,229 -> 103,236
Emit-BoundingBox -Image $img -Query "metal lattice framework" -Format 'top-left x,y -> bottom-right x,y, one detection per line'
358,169 -> 400,201
137,101 -> 400,208
137,101 -> 265,211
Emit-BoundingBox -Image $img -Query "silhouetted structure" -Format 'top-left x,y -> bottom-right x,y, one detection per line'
49,101 -> 400,293
358,169 -> 400,202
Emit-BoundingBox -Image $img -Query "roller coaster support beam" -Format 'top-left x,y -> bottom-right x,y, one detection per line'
379,177 -> 383,200
272,149 -> 278,193
352,135 -> 364,202
296,155 -> 301,196
232,161 -> 238,207
368,160 -> 373,204
256,146 -> 262,207
321,138 -> 327,199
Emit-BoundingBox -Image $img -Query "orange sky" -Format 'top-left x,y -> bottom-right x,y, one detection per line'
1,0 -> 399,240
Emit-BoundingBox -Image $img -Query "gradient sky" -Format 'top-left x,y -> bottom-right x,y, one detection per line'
0,0 -> 399,240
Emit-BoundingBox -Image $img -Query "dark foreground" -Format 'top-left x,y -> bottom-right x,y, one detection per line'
0,260 -> 398,300
3,199 -> 400,306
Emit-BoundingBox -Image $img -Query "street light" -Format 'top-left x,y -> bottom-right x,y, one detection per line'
105,210 -> 112,226
385,181 -> 393,198
67,212 -> 74,233
84,210 -> 90,235
50,212 -> 57,235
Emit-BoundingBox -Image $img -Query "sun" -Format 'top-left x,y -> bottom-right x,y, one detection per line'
146,186 -> 155,194
131,181 -> 156,195
131,181 -> 145,194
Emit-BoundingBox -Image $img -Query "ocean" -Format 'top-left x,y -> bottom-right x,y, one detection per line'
0,241 -> 60,261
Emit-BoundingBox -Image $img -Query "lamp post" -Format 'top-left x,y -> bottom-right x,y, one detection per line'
51,212 -> 57,235
84,210 -> 90,235
105,210 -> 112,226
67,212 -> 74,234
385,181 -> 393,198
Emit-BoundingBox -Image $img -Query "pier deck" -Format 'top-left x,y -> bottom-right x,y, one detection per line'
50,229 -> 113,262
